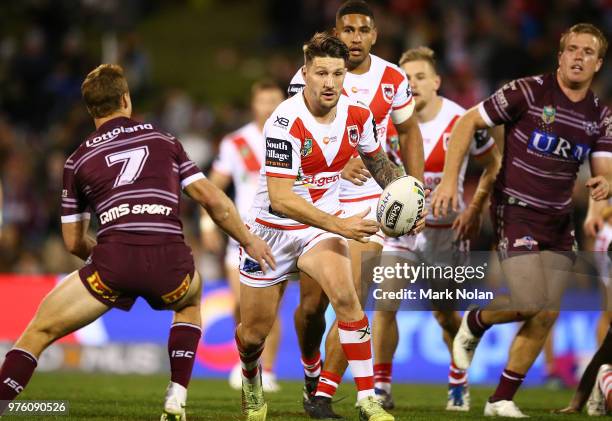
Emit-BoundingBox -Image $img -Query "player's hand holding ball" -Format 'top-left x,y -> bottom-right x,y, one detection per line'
376,175 -> 425,237
336,207 -> 379,243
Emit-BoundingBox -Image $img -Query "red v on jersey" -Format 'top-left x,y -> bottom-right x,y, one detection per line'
290,115 -> 360,203
425,115 -> 460,172
232,136 -> 260,172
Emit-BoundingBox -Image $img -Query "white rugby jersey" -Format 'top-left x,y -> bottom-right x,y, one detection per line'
212,122 -> 263,219
395,97 -> 494,226
288,54 -> 414,202
250,93 -> 381,229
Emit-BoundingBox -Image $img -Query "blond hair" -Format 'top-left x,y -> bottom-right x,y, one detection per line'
399,46 -> 437,73
559,23 -> 608,59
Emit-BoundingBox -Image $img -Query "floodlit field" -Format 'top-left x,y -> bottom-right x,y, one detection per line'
14,372 -> 597,420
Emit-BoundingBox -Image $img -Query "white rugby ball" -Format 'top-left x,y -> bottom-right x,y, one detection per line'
376,175 -> 425,237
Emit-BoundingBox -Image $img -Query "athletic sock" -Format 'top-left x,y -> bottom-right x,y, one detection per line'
0,349 -> 38,414
168,323 -> 202,388
338,315 -> 375,401
373,363 -> 392,394
235,329 -> 264,385
301,352 -> 322,378
467,309 -> 491,337
489,369 -> 525,402
598,365 -> 612,410
449,360 -> 468,387
315,370 -> 342,398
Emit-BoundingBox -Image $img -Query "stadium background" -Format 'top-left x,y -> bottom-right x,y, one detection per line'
0,0 -> 610,386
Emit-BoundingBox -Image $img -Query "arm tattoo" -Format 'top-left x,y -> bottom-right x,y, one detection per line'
359,149 -> 403,189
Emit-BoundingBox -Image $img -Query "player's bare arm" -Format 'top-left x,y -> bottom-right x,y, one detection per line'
186,178 -> 276,271
61,218 -> 96,260
267,176 -> 378,243
395,113 -> 425,182
358,147 -> 403,190
199,170 -> 232,253
588,155 -> 612,201
432,106 -> 491,218
453,143 -> 502,240
584,196 -> 607,237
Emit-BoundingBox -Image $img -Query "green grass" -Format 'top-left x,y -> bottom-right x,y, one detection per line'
9,372 -> 596,420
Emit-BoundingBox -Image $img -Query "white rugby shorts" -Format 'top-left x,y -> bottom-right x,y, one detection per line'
239,221 -> 343,288
340,196 -> 385,246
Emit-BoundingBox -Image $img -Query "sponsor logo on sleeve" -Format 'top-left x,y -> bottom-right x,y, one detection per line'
381,83 -> 395,103
273,116 -> 289,129
347,125 -> 359,147
495,89 -> 509,109
265,137 -> 292,169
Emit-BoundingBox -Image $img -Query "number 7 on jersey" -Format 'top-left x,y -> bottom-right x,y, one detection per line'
105,146 -> 150,188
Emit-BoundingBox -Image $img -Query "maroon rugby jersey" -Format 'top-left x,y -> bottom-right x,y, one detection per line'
61,117 -> 205,244
478,73 -> 612,214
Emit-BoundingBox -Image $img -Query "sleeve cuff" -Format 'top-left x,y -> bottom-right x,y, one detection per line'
591,151 -> 612,159
478,102 -> 496,128
390,98 -> 415,125
61,212 -> 91,223
181,172 -> 206,189
265,172 -> 296,179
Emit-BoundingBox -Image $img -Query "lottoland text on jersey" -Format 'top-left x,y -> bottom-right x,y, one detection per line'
360,251 -> 612,312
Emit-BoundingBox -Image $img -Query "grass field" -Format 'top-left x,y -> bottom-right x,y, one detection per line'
8,372 -> 598,420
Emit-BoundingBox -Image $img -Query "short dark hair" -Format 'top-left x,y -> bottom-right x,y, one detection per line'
303,32 -> 349,65
336,0 -> 374,22
81,64 -> 129,118
559,23 -> 608,59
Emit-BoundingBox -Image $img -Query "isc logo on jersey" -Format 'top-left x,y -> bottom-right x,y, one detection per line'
100,203 -> 172,224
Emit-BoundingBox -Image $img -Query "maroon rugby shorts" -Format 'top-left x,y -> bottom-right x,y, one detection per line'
79,242 -> 195,311
490,197 -> 576,259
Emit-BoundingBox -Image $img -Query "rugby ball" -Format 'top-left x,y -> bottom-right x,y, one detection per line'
376,175 -> 425,237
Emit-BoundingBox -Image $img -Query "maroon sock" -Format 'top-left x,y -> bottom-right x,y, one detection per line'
0,349 -> 38,414
168,323 -> 202,388
489,369 -> 525,402
467,309 -> 491,337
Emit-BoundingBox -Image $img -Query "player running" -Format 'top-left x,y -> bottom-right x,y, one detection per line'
235,32 -> 419,421
373,46 -> 501,411
287,1 -> 424,417
200,80 -> 285,392
432,23 -> 612,417
0,64 -> 274,421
